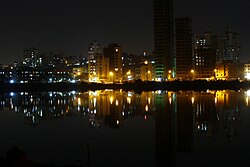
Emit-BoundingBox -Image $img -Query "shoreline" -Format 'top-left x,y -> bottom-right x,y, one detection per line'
0,80 -> 249,92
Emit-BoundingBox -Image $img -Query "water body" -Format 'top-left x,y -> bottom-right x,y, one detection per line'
0,90 -> 250,166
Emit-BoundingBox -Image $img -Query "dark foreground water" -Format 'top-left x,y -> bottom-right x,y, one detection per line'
0,90 -> 250,166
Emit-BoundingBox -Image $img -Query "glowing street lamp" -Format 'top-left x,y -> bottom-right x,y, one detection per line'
109,71 -> 114,83
168,70 -> 172,80
126,70 -> 131,75
191,69 -> 195,80
214,69 -> 218,80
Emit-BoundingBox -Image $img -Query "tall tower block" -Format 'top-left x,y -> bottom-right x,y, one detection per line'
154,0 -> 175,81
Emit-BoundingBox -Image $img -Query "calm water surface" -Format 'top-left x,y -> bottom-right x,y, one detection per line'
0,90 -> 250,166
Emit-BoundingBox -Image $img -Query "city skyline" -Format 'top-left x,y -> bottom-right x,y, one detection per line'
0,0 -> 250,64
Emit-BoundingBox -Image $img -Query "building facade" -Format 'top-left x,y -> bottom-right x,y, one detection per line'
23,48 -> 40,67
175,17 -> 193,80
103,44 -> 122,83
194,29 -> 241,80
154,0 -> 175,81
88,41 -> 103,82
217,29 -> 240,62
215,60 -> 238,80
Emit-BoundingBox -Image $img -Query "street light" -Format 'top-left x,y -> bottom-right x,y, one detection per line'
168,70 -> 172,80
214,69 -> 217,80
109,71 -> 113,83
126,70 -> 132,81
191,69 -> 195,80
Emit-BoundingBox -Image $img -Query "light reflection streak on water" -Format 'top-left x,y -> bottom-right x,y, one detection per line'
0,90 -> 243,137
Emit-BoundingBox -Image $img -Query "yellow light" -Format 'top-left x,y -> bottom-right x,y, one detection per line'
191,69 -> 194,73
168,70 -> 172,74
148,97 -> 151,104
110,96 -> 114,104
126,70 -> 131,75
145,105 -> 148,112
147,71 -> 151,74
191,97 -> 194,104
109,72 -> 113,76
78,98 -> 81,106
144,61 -> 148,65
127,97 -> 131,104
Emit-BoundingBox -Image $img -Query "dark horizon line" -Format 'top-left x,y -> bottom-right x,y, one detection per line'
0,80 -> 249,93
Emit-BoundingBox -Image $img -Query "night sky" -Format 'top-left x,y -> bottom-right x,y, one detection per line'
0,0 -> 250,64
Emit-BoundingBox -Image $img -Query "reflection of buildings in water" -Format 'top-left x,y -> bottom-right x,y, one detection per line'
4,92 -> 76,125
154,91 -> 195,166
194,91 -> 217,137
0,90 -> 156,127
0,90 -> 243,136
176,92 -> 193,152
87,90 -> 130,128
107,91 -> 123,128
215,91 -> 240,139
193,90 -> 241,139
18,92 -> 42,125
140,91 -> 155,114
86,90 -> 156,129
87,90 -> 114,128
154,92 -> 176,167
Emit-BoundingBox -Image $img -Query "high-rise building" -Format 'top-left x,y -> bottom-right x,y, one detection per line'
154,0 -> 175,81
88,41 -> 103,82
218,29 -> 240,62
23,48 -> 40,67
103,44 -> 122,83
194,32 -> 217,79
175,17 -> 193,80
194,29 -> 241,80
215,60 -> 238,80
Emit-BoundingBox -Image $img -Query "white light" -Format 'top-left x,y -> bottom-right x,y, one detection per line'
9,80 -> 14,84
246,73 -> 250,80
247,90 -> 250,96
10,92 -> 14,97
156,90 -> 162,94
